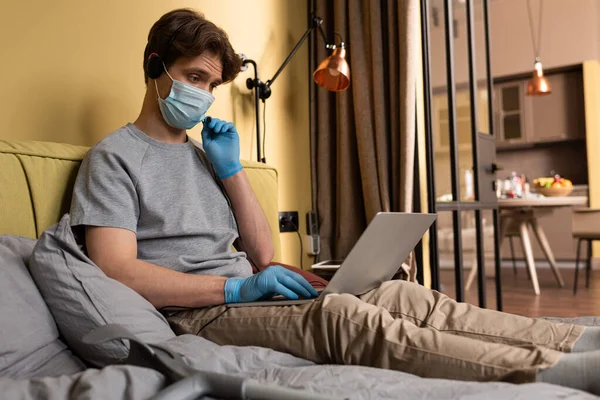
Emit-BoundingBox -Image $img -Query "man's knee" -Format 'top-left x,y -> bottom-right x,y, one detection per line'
321,293 -> 368,316
356,279 -> 451,327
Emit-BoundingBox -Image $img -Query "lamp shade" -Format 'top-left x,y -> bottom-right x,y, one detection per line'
526,60 -> 552,96
313,47 -> 350,91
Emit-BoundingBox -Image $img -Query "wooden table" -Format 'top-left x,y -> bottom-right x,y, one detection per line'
498,196 -> 588,295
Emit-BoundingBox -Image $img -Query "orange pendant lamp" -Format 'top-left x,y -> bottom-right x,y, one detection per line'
526,0 -> 551,96
527,58 -> 551,96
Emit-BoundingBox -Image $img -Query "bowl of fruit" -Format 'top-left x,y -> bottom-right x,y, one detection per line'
533,175 -> 573,197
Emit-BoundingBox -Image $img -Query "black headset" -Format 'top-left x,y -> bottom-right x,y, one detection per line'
146,22 -> 189,80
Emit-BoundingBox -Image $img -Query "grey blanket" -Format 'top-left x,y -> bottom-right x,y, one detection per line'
3,229 -> 598,399
2,327 -> 598,400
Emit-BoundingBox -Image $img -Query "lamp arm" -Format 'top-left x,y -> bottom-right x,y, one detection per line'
317,22 -> 331,47
266,16 -> 328,88
241,58 -> 263,162
239,15 -> 336,162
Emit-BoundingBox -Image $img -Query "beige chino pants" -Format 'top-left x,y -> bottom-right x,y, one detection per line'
167,280 -> 583,383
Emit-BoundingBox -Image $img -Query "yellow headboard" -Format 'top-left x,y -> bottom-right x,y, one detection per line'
0,140 -> 281,262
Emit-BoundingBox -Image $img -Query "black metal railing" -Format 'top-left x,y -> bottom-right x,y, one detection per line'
420,0 -> 502,310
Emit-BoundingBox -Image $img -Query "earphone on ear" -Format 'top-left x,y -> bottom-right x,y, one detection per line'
146,53 -> 165,80
145,21 -> 189,80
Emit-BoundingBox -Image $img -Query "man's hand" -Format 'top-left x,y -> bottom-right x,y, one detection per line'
224,266 -> 319,303
201,117 -> 243,180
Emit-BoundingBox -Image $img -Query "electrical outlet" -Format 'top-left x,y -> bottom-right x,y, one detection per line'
279,211 -> 299,232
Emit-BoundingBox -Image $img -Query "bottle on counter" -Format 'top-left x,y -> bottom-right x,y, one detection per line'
521,174 -> 529,198
496,179 -> 503,198
503,178 -> 512,198
464,169 -> 474,200
511,171 -> 523,198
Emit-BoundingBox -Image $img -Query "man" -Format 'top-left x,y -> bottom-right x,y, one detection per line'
70,8 -> 600,394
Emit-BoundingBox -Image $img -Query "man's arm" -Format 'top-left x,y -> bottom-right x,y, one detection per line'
86,226 -> 315,306
222,170 -> 274,269
86,226 -> 227,309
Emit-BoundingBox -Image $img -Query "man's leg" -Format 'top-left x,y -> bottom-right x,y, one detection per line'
358,280 -> 584,351
167,297 -> 562,383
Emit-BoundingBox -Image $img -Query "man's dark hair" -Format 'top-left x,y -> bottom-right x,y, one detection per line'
143,9 -> 241,84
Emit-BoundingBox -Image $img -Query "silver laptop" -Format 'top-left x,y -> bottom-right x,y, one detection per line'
227,212 -> 436,308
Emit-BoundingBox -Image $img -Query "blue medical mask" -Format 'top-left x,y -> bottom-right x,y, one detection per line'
155,66 -> 215,130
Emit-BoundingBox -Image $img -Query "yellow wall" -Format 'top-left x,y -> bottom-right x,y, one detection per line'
0,0 -> 313,268
583,60 -> 600,261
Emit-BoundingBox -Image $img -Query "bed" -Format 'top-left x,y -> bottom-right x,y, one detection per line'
0,139 -> 596,399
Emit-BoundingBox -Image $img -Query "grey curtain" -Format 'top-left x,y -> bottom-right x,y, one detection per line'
310,0 -> 420,279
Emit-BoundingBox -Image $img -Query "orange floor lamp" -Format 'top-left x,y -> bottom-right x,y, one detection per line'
242,15 -> 350,162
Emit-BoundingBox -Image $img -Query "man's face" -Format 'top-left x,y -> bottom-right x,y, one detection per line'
155,51 -> 223,99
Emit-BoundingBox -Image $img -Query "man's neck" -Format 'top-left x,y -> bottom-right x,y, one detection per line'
133,90 -> 187,144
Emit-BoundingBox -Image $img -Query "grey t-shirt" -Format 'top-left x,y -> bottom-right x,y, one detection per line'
70,123 -> 252,278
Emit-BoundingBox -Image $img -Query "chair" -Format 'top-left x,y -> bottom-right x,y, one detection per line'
465,220 -> 529,291
572,208 -> 600,294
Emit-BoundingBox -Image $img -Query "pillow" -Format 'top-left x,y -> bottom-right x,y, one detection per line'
29,214 -> 175,367
0,235 -> 85,378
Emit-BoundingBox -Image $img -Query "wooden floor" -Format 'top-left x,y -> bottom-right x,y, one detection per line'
439,267 -> 600,318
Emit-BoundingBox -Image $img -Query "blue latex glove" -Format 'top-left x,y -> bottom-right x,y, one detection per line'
224,265 -> 320,303
201,117 -> 243,179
